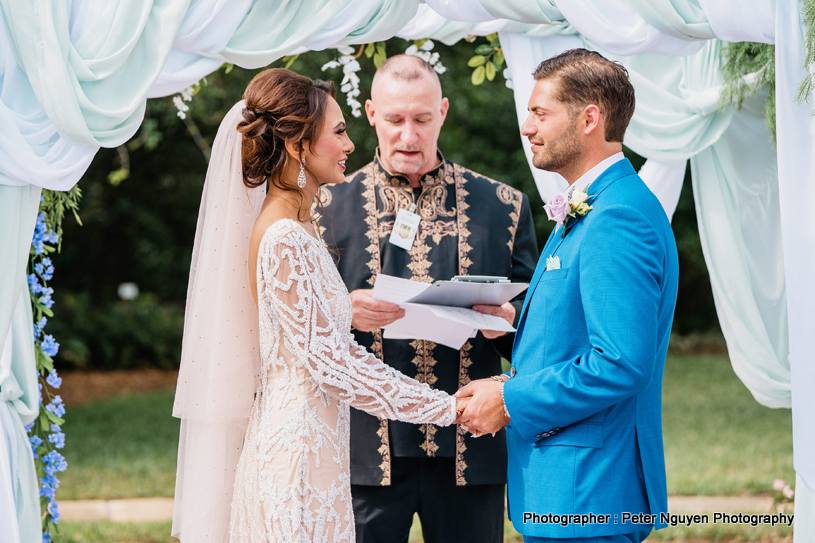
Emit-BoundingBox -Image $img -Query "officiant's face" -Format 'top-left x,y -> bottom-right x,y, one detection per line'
366,71 -> 449,179
522,79 -> 583,175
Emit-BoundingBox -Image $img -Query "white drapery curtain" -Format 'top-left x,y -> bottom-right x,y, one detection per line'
0,2 -> 812,540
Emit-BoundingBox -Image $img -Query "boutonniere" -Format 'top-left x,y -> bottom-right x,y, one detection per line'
544,185 -> 595,238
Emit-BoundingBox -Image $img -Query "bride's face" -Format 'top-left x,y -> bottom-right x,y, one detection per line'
303,97 -> 355,185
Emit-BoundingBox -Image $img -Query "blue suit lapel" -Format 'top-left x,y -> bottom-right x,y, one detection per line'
512,159 -> 637,355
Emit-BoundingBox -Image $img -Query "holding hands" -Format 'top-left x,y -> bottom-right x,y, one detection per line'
454,375 -> 510,437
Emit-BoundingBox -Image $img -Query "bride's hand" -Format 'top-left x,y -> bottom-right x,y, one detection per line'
349,289 -> 405,332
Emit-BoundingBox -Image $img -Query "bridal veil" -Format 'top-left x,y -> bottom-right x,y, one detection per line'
172,101 -> 266,542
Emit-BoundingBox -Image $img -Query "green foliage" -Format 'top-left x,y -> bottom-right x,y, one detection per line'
373,42 -> 388,68
468,34 -> 504,86
48,293 -> 184,370
41,186 -> 82,252
799,0 -> 815,104
720,41 -> 775,142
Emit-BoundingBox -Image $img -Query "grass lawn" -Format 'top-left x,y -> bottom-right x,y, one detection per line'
58,353 -> 794,501
662,354 -> 793,495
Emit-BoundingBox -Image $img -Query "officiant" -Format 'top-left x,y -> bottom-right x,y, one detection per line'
319,54 -> 538,543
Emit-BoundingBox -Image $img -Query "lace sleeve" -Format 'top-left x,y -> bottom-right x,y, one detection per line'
259,227 -> 456,426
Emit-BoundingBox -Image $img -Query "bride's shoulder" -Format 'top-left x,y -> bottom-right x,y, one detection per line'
255,218 -> 316,252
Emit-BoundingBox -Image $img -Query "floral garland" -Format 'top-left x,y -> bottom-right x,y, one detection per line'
25,187 -> 81,542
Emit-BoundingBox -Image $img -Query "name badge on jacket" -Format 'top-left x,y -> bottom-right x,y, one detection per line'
389,204 -> 420,251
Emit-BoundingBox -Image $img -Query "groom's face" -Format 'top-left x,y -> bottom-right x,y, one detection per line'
522,79 -> 583,175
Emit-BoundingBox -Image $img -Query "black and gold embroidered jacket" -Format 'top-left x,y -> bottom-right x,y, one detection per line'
319,153 -> 538,486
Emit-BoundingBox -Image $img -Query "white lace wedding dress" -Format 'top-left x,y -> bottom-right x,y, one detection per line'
228,219 -> 456,543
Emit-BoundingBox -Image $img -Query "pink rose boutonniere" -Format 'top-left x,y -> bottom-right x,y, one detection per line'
544,185 -> 594,238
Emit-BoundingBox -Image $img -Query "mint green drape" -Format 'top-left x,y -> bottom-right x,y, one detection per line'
0,185 -> 42,542
610,41 -> 791,408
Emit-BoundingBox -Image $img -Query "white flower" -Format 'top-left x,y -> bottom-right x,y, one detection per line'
405,44 -> 419,56
342,59 -> 361,73
570,189 -> 589,207
783,485 -> 795,499
180,86 -> 194,102
421,40 -> 434,51
321,60 -> 340,71
433,62 -> 447,74
336,45 -> 355,56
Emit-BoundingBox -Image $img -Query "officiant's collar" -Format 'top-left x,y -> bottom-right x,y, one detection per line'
374,148 -> 448,188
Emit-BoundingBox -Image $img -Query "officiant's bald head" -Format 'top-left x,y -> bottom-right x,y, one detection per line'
366,55 -> 449,186
371,54 -> 442,101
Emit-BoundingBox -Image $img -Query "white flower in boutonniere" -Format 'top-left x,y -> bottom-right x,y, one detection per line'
544,185 -> 595,238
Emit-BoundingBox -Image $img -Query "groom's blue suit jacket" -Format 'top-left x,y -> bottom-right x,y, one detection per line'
504,159 -> 679,538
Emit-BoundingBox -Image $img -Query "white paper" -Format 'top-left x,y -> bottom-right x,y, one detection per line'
373,275 -> 517,350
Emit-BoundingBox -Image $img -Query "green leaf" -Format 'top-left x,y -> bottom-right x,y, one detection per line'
485,61 -> 496,81
475,44 -> 494,55
283,54 -> 299,69
223,63 -> 234,74
490,38 -> 500,48
468,55 -> 486,67
365,43 -> 375,58
471,66 -> 486,85
44,409 -> 64,426
42,307 -> 54,318
494,50 -> 505,67
486,33 -> 498,42
39,411 -> 50,428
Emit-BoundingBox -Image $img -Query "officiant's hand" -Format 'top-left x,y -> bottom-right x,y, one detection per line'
473,302 -> 515,339
350,289 -> 406,332
454,378 -> 510,436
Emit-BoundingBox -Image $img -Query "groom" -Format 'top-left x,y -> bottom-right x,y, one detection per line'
456,49 -> 679,542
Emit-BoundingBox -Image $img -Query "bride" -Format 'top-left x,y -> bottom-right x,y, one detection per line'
172,69 -> 462,543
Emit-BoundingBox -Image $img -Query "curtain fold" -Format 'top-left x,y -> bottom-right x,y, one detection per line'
0,185 -> 43,543
775,0 -> 815,492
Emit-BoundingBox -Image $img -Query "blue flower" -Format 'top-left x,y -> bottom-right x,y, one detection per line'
29,435 -> 43,458
46,370 -> 62,389
42,450 -> 67,474
45,396 -> 65,418
41,335 -> 59,357
48,502 -> 60,524
33,324 -> 40,341
35,262 -> 44,275
37,317 -> 47,329
24,421 -> 34,433
28,274 -> 42,294
42,257 -> 53,267
38,480 -> 56,499
42,532 -> 51,543
48,431 -> 65,449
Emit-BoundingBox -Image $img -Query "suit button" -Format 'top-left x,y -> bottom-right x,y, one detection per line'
510,367 -> 516,377
536,434 -> 543,439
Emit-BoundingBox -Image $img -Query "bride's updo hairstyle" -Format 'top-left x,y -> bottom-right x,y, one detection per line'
237,68 -> 336,194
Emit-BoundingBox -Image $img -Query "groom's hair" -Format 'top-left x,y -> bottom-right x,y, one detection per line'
533,49 -> 635,143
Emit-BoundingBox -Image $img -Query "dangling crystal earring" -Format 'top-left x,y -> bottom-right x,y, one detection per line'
297,158 -> 307,188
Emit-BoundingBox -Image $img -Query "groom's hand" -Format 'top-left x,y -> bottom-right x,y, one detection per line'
454,378 -> 510,436
473,302 -> 515,339
349,289 -> 406,332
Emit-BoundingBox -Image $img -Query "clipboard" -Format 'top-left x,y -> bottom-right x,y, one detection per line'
406,281 -> 529,308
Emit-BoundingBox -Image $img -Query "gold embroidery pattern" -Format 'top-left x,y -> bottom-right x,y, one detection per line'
416,185 -> 456,221
377,186 -> 413,218
362,165 -> 381,288
496,184 -> 523,252
454,165 -> 475,485
456,341 -> 474,485
454,165 -> 473,273
362,166 -> 391,486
